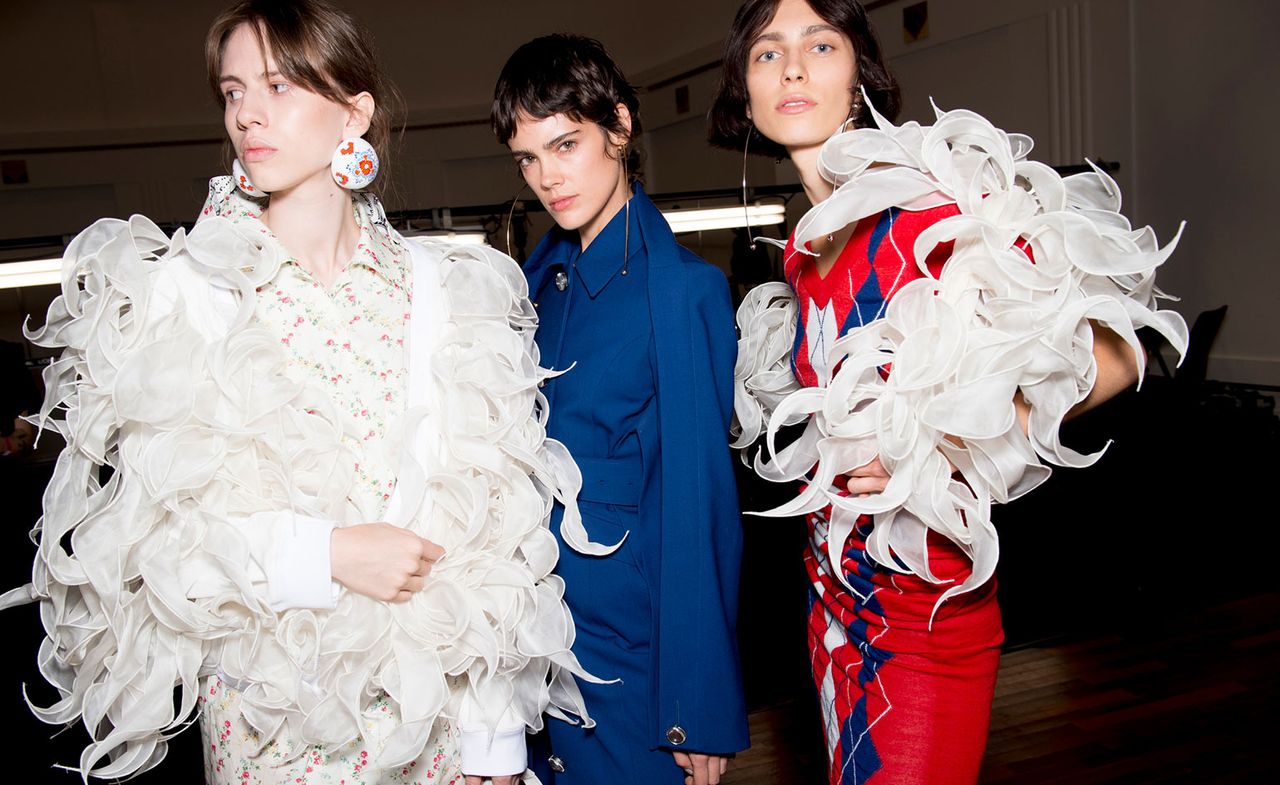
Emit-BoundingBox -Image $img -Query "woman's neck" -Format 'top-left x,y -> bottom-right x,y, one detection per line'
788,142 -> 851,279
579,175 -> 632,252
789,143 -> 834,206
262,173 -> 360,288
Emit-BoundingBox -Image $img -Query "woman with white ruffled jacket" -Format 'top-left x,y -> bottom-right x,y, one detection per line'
708,1 -> 1188,784
7,1 -> 604,782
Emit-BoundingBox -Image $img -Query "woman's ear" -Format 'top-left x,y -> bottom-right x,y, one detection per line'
345,92 -> 375,137
608,102 -> 633,148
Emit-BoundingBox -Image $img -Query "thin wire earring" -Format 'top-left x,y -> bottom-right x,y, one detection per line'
505,182 -> 529,258
742,127 -> 755,250
620,146 -> 631,277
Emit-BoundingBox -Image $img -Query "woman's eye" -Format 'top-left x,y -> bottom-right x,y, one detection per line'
225,88 -> 244,102
754,50 -> 779,63
813,42 -> 834,54
270,82 -> 290,95
558,140 -> 577,153
516,155 -> 534,169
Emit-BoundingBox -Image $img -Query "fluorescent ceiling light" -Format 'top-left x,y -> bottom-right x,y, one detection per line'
0,233 -> 491,291
2,204 -> 783,290
661,204 -> 786,235
0,258 -> 61,290
406,231 -> 488,246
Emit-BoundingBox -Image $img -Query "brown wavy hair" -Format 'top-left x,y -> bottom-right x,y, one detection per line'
205,0 -> 404,192
707,0 -> 899,159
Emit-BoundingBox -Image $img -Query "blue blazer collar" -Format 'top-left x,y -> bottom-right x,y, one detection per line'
573,187 -> 648,297
524,184 -> 671,297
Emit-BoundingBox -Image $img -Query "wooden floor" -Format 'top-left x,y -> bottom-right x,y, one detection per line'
723,592 -> 1279,785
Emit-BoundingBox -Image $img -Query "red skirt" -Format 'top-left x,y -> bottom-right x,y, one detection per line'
805,510 -> 1004,785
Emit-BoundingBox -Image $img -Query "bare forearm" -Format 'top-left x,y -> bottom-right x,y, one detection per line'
1070,321 -> 1142,420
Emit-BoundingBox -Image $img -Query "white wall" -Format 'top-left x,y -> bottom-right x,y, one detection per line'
3,0 -> 1277,383
862,0 -> 1280,385
0,0 -> 743,235
1129,0 -> 1280,384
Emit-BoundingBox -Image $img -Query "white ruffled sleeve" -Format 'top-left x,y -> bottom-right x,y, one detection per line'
12,210 -> 362,779
730,281 -> 802,452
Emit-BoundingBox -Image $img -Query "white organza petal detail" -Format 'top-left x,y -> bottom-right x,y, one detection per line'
732,98 -> 1188,617
16,193 -> 596,779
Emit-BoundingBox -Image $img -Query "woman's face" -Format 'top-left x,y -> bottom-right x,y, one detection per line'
507,110 -> 630,248
745,0 -> 859,154
218,24 -> 368,195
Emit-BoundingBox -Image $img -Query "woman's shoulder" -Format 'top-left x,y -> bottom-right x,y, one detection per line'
198,175 -> 267,225
662,242 -> 728,288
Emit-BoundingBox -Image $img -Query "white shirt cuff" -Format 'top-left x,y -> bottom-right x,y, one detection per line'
258,512 -> 339,611
458,724 -> 527,778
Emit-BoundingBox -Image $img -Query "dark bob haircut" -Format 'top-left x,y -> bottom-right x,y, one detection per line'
491,34 -> 644,182
206,0 -> 404,191
707,0 -> 900,159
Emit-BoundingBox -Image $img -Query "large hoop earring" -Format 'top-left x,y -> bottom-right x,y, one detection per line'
504,182 -> 529,259
741,127 -> 756,251
331,137 -> 379,190
620,146 -> 632,277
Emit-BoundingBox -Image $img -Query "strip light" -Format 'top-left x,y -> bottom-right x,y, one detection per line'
3,205 -> 783,290
406,231 -> 489,246
0,233 -> 490,291
661,203 -> 786,235
0,258 -> 62,290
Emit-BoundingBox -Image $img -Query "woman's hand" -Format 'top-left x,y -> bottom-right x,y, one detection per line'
674,751 -> 729,785
330,523 -> 444,602
846,455 -> 890,496
844,444 -> 962,497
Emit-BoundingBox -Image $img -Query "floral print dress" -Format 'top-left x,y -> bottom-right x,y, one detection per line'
196,182 -> 462,785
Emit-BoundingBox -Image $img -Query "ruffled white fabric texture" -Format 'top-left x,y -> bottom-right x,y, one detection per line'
732,100 -> 1189,615
14,184 -> 600,780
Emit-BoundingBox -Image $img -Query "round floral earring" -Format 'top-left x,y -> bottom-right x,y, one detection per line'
331,137 -> 379,190
232,159 -> 261,196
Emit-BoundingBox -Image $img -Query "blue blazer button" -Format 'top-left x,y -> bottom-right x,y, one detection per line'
666,725 -> 687,746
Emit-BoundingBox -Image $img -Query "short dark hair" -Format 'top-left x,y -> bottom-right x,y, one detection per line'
707,0 -> 900,159
491,34 -> 644,182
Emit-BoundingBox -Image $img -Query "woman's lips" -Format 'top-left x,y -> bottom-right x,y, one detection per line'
242,144 -> 277,163
776,96 -> 817,115
549,195 -> 577,212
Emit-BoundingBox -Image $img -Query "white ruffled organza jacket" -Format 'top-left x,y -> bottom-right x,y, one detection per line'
733,100 -> 1189,619
7,178 -> 606,779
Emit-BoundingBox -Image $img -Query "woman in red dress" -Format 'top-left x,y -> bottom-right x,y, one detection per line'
708,1 -> 1174,784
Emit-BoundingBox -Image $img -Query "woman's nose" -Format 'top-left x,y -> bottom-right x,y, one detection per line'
235,90 -> 266,130
782,52 -> 807,84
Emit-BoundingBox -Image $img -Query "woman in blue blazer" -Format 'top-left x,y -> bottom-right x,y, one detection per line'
491,34 -> 749,785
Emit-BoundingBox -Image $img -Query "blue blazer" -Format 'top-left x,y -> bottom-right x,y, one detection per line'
524,186 -> 749,755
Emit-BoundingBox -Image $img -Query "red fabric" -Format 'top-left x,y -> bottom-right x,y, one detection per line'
786,207 -> 1006,785
784,205 -> 958,388
805,514 -> 1003,785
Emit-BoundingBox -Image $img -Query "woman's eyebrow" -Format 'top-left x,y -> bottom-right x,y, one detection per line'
543,130 -> 579,150
803,23 -> 840,36
754,23 -> 841,46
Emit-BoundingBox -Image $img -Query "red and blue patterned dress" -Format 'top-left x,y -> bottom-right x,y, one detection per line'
784,204 -> 1005,785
